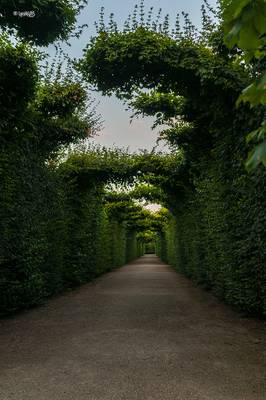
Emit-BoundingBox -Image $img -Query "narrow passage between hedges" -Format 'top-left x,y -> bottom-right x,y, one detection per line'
0,255 -> 265,400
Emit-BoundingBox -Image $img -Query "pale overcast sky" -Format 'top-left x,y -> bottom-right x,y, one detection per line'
55,0 -> 218,151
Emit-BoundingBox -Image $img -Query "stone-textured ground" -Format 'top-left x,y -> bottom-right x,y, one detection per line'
0,255 -> 265,400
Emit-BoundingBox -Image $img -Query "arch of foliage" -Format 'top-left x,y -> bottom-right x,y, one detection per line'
77,1 -> 266,316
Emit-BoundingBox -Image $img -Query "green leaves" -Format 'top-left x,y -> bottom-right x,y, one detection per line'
246,140 -> 266,171
77,27 -> 196,98
0,35 -> 39,119
61,146 -> 138,186
237,72 -> 266,107
36,82 -> 87,117
223,0 -> 266,60
131,91 -> 185,127
245,121 -> 266,171
222,0 -> 266,171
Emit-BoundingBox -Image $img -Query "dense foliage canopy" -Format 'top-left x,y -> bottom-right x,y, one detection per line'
0,1 -> 265,317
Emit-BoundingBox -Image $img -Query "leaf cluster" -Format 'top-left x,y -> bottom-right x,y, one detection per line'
222,0 -> 266,170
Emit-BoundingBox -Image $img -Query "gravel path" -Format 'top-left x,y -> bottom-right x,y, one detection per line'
0,254 -> 265,400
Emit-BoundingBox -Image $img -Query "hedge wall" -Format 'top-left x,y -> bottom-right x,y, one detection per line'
157,149 -> 266,317
0,144 -> 142,315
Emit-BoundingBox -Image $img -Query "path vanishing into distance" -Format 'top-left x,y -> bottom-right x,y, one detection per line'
0,255 -> 265,400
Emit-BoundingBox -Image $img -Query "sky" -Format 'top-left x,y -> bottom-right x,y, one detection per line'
53,0 -> 218,152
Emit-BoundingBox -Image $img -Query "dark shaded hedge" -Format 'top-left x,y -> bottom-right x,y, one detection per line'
0,143 -> 142,315
0,35 -> 144,316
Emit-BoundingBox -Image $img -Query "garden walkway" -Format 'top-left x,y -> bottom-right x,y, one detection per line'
0,255 -> 265,400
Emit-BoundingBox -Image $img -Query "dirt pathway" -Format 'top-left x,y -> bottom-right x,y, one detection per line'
0,255 -> 265,400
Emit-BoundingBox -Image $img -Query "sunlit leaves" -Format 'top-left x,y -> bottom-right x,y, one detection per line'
222,0 -> 266,170
246,141 -> 266,170
60,146 -> 138,186
237,73 -> 266,107
245,121 -> 266,171
130,91 -> 185,127
222,0 -> 266,60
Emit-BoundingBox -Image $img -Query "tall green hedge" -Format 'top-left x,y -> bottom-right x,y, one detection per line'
0,147 -> 143,315
158,154 -> 266,316
0,34 -> 145,316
